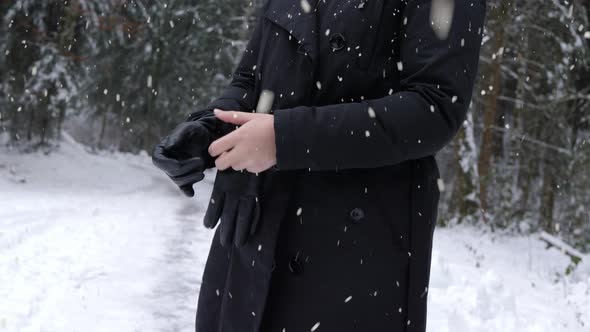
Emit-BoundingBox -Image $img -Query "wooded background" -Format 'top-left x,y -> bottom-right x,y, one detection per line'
1,0 -> 589,251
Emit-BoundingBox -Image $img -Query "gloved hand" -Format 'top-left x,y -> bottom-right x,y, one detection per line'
203,169 -> 262,248
151,120 -> 214,197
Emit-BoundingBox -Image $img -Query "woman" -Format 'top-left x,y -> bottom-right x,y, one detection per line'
152,0 -> 486,331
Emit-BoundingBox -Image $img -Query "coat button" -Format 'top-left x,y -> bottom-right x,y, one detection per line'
358,0 -> 367,9
288,257 -> 303,275
328,33 -> 346,51
349,208 -> 365,222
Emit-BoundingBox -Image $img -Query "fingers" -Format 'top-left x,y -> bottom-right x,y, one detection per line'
203,191 -> 224,229
227,156 -> 250,172
215,150 -> 245,171
172,171 -> 205,193
151,144 -> 168,168
234,198 -> 254,247
219,196 -> 239,247
176,157 -> 205,176
202,169 -> 262,248
214,142 -> 259,171
179,184 -> 195,197
153,151 -> 204,177
208,130 -> 239,158
214,109 -> 257,125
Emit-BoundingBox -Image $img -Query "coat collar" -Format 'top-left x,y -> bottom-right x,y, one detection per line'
263,0 -> 320,64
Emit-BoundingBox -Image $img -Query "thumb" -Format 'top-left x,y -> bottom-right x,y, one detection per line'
214,109 -> 257,125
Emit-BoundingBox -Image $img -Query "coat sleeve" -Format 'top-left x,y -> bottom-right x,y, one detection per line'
273,0 -> 486,171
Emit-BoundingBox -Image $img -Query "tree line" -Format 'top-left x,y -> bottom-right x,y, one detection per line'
441,0 -> 590,251
0,0 -> 260,151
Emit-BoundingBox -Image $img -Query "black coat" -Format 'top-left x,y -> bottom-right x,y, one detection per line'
194,0 -> 486,331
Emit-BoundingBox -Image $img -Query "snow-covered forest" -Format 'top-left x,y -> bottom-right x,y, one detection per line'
0,0 -> 259,151
1,0 -> 590,331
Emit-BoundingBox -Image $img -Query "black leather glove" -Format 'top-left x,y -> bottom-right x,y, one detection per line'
151,121 -> 214,197
152,109 -> 235,196
203,169 -> 262,248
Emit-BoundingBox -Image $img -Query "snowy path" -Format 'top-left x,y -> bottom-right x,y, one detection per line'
0,140 -> 215,332
0,139 -> 588,332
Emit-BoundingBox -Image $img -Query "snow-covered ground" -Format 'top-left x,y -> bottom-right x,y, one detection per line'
0,136 -> 588,332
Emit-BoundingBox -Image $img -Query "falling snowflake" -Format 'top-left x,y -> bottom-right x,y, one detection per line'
430,0 -> 454,40
311,322 -> 320,331
300,0 -> 311,13
256,89 -> 275,114
437,178 -> 445,192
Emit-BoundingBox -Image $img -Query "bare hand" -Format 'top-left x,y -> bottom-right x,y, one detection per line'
208,109 -> 277,173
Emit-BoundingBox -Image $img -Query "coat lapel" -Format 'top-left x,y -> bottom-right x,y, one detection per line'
263,0 -> 320,64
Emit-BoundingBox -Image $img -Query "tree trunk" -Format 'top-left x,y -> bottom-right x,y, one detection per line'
450,119 -> 478,224
26,105 -> 35,142
477,1 -> 511,225
540,157 -> 556,232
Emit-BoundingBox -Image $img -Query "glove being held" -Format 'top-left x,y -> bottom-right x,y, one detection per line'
151,109 -> 234,196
